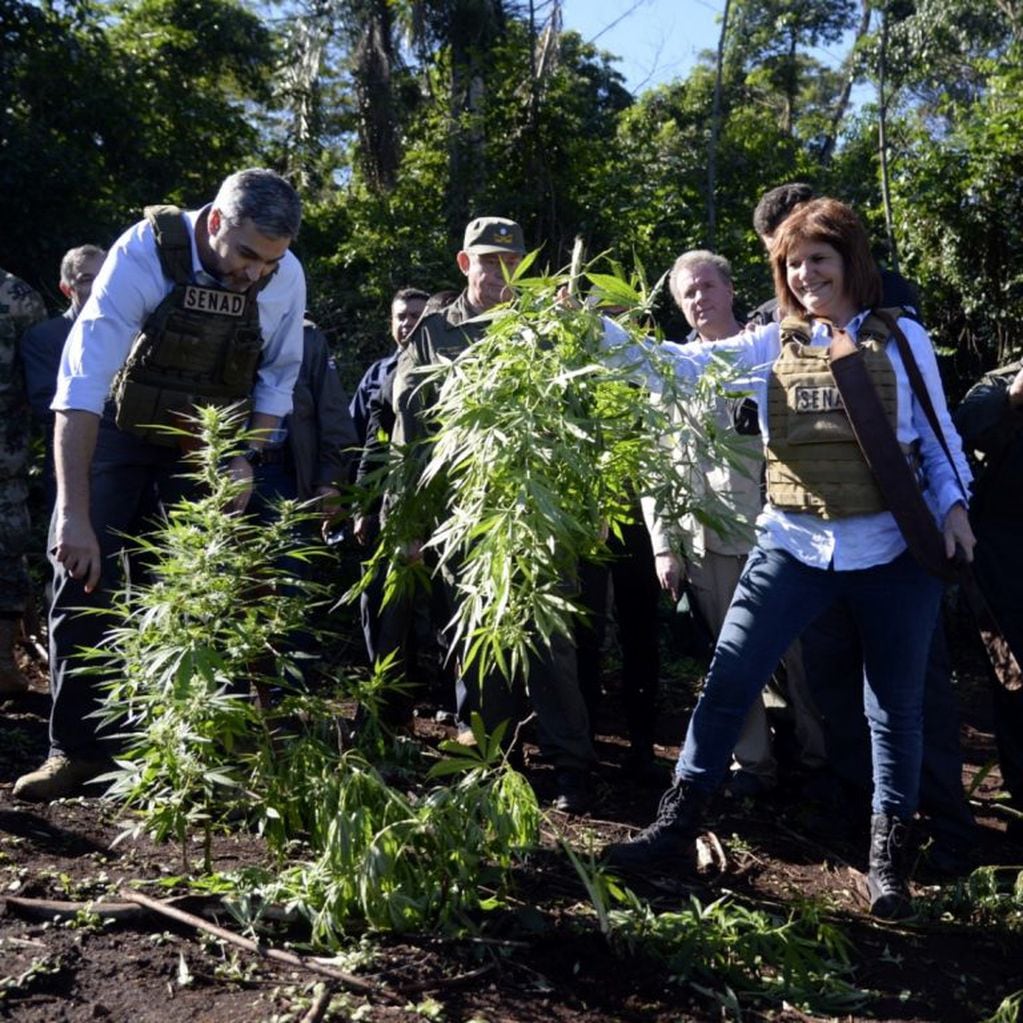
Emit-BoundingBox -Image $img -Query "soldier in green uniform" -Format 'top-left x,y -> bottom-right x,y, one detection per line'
393,217 -> 596,814
0,268 -> 46,695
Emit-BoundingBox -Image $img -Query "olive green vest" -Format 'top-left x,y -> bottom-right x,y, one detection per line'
765,312 -> 912,519
112,205 -> 268,446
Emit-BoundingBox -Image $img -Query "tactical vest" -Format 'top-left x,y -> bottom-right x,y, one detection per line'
765,311 -> 914,519
112,205 -> 268,446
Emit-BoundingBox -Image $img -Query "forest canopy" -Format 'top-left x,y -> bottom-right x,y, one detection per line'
2,0 -> 1021,392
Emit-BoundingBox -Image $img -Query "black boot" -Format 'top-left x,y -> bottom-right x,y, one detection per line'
867,813 -> 913,920
604,778 -> 707,872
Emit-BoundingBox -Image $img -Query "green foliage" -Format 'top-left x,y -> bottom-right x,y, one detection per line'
921,865 -> 1023,931
0,0 -> 274,292
89,438 -> 544,936
985,989 -> 1023,1023
92,405 -> 333,871
103,0 -> 273,200
563,848 -> 864,1015
609,889 -> 864,1014
243,733 -> 540,940
887,46 -> 1023,378
358,263 -> 747,684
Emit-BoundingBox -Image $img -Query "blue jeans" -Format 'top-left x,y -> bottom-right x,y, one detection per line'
801,603 -> 975,845
675,543 -> 943,817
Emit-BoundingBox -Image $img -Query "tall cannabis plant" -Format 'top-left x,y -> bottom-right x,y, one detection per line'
92,406 -> 333,871
355,263 -> 753,683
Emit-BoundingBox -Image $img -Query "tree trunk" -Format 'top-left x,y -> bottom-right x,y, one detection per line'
353,0 -> 399,191
706,0 -> 732,250
782,29 -> 797,136
446,1 -> 504,233
820,0 -> 871,165
877,6 -> 899,271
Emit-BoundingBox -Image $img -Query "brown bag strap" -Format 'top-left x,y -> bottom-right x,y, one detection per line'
827,327 -> 958,581
870,308 -> 971,501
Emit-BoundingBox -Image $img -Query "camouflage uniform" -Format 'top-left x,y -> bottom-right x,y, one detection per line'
0,270 -> 46,615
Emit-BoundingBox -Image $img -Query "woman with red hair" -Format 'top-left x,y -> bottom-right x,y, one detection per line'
603,198 -> 974,919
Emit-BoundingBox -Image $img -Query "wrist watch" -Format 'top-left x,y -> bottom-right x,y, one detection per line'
240,447 -> 264,467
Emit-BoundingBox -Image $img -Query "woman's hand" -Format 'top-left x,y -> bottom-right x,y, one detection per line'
943,501 -> 976,563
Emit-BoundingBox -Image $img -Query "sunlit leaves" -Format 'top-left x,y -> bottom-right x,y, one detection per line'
365,263 -> 748,685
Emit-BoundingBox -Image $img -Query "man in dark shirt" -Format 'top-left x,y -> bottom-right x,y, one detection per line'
349,288 -> 428,448
19,245 -> 106,514
954,361 -> 1023,837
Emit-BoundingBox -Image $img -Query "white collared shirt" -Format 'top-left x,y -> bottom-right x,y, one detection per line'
53,207 -> 306,418
605,312 -> 972,571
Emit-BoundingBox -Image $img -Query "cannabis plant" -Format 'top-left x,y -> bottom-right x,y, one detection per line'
352,261 -> 754,684
243,715 -> 540,941
91,405 -> 334,871
564,842 -> 865,1016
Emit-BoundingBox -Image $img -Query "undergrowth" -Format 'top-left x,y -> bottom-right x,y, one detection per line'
81,325 -> 898,1019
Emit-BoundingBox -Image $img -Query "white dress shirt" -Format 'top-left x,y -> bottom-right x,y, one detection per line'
53,206 -> 305,419
605,312 -> 971,571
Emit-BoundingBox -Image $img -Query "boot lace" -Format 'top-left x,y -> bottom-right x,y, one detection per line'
872,820 -> 907,893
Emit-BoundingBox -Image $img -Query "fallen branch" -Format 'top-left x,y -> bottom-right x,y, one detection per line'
118,890 -> 402,1004
4,895 -> 146,923
5,891 -> 496,1000
301,983 -> 335,1023
401,961 -> 495,994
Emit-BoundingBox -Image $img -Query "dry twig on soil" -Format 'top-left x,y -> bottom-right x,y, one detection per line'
118,890 -> 404,1004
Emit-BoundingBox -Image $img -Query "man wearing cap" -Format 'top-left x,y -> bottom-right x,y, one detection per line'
391,217 -> 597,813
393,217 -> 527,446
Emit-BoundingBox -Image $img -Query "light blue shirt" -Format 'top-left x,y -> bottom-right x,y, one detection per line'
605,312 -> 971,571
53,207 -> 306,419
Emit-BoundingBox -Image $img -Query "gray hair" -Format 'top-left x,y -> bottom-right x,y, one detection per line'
213,168 -> 302,240
668,249 -> 734,308
60,244 -> 106,285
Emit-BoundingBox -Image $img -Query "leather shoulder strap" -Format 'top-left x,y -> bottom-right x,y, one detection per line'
779,314 -> 812,345
829,329 -> 956,580
870,308 -> 969,501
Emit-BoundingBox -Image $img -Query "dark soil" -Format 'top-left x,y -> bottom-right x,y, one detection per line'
2,619 -> 1023,1023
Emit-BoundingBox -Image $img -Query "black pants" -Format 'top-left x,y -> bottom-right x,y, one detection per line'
575,518 -> 660,751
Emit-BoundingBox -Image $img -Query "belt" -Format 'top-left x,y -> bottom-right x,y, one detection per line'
260,445 -> 288,466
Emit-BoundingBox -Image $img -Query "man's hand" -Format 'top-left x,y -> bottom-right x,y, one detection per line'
943,501 -> 976,563
314,485 -> 343,541
52,514 -> 102,593
655,551 -> 683,601
354,513 -> 379,546
225,454 -> 255,513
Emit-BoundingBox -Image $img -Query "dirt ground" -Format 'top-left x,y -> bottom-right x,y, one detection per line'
2,623 -> 1023,1023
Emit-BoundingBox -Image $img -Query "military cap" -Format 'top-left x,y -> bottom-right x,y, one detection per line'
462,217 -> 525,255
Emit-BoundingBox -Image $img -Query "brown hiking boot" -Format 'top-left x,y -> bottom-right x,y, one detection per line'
0,618 -> 29,697
12,755 -> 110,802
